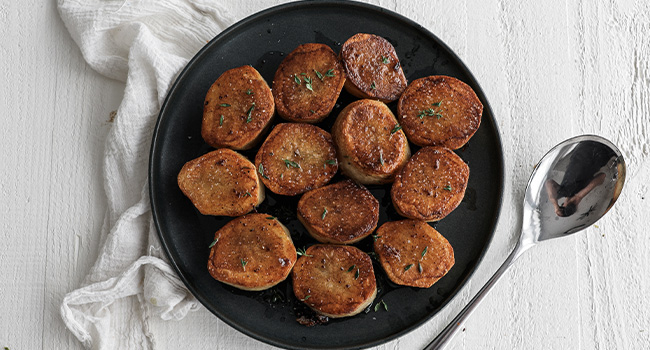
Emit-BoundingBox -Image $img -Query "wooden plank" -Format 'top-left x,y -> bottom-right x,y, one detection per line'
567,1 -> 650,349
0,1 -> 124,350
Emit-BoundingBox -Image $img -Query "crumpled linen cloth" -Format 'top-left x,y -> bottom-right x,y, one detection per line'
58,1 -> 234,348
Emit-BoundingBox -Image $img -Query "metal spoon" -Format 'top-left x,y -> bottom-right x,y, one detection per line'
425,135 -> 626,350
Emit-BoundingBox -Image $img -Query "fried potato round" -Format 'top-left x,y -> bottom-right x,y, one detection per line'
340,33 -> 407,102
177,149 -> 264,217
373,220 -> 454,288
297,179 -> 379,244
207,214 -> 297,291
397,75 -> 482,149
202,65 -> 275,150
255,123 -> 338,196
391,147 -> 469,221
272,43 -> 346,123
332,99 -> 410,184
292,245 -> 376,318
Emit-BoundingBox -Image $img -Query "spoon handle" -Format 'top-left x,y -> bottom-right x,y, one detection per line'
424,241 -> 529,350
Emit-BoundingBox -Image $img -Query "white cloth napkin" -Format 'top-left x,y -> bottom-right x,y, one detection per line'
58,1 -> 234,348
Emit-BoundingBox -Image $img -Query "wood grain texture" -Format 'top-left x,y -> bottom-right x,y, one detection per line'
1,0 -> 648,349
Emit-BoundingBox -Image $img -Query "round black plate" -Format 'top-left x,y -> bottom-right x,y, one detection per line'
149,1 -> 504,349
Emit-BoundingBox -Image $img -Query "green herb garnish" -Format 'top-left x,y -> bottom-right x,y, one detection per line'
418,101 -> 444,119
297,247 -> 312,257
347,265 -> 356,272
379,153 -> 384,166
294,75 -> 301,84
374,299 -> 388,312
421,246 -> 428,259
321,208 -> 328,220
246,89 -> 253,95
314,69 -> 324,80
404,264 -> 413,271
304,76 -> 314,91
246,103 -> 255,123
381,55 -> 389,64
300,72 -> 307,76
443,185 -> 452,191
208,238 -> 218,248
241,259 -> 248,270
244,191 -> 252,197
418,108 -> 443,119
301,295 -> 311,301
370,81 -> 376,90
219,115 -> 224,126
418,261 -> 423,273
324,69 -> 335,77
390,124 -> 402,135
258,163 -> 269,180
219,103 -> 230,107
283,159 -> 300,168
372,234 -> 381,242
266,216 -> 276,220
310,109 -> 316,114
325,159 -> 337,165
355,268 -> 360,280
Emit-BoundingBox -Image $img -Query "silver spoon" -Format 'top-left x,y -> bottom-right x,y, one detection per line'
425,135 -> 626,350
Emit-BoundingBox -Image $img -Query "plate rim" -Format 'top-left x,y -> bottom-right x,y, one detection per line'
149,1 -> 505,349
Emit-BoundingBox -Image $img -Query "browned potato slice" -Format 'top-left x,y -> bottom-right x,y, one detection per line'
373,220 -> 454,288
207,214 -> 297,291
202,65 -> 275,150
391,147 -> 469,221
397,75 -> 482,149
255,123 -> 338,196
332,99 -> 410,184
340,33 -> 407,102
273,43 -> 346,123
297,179 -> 379,244
292,245 -> 376,318
177,149 -> 263,216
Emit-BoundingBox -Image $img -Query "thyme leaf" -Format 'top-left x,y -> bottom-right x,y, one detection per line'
283,159 -> 300,168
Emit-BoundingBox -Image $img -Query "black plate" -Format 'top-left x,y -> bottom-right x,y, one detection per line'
150,1 -> 504,349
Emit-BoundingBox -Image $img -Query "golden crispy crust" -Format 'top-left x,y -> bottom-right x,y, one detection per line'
373,220 -> 454,288
207,214 -> 297,291
202,65 -> 275,150
292,245 -> 376,318
255,123 -> 338,196
397,75 -> 482,149
340,33 -> 407,103
332,99 -> 410,184
391,147 -> 469,221
273,43 -> 346,123
297,179 -> 379,244
177,149 -> 264,216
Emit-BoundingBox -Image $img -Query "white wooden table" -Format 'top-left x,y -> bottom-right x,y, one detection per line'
2,0 -> 649,349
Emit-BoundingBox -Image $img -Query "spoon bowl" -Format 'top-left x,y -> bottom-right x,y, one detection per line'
426,135 -> 626,349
